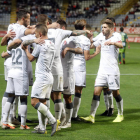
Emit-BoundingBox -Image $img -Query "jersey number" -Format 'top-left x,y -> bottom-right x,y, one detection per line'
11,48 -> 22,65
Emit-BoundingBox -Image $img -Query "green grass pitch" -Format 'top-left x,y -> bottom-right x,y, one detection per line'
0,37 -> 140,140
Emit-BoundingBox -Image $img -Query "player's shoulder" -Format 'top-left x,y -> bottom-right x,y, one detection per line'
114,32 -> 121,36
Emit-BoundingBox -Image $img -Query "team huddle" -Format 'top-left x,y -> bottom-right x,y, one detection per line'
0,10 -> 124,136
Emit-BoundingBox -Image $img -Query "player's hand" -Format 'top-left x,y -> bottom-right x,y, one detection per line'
27,25 -> 36,29
86,30 -> 92,38
61,47 -> 69,58
34,37 -> 45,45
104,40 -> 114,46
21,43 -> 28,50
7,30 -> 16,39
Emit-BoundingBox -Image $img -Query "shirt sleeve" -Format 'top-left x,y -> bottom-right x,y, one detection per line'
7,50 -> 12,55
32,44 -> 40,57
61,29 -> 72,39
93,39 -> 101,47
20,26 -> 27,37
92,32 -> 102,42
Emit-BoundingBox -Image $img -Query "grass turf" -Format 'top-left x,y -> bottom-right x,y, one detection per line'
0,38 -> 140,140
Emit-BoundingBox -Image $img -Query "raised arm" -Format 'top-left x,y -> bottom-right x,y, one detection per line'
1,30 -> 16,46
1,51 -> 11,58
71,30 -> 92,37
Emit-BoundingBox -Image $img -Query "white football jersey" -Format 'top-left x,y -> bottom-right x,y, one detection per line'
8,46 -> 29,80
93,32 -> 121,42
47,29 -> 72,75
32,40 -> 55,80
74,35 -> 91,72
60,36 -> 78,72
93,34 -> 122,75
21,34 -> 36,72
4,23 -> 27,66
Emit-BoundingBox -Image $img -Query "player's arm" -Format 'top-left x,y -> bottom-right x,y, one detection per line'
104,41 -> 123,48
62,47 -> 83,58
47,22 -> 60,29
70,30 -> 92,37
90,43 -> 96,49
22,38 -> 45,47
7,39 -> 22,51
126,39 -> 130,49
1,30 -> 16,46
24,28 -> 36,36
22,45 -> 35,62
1,51 -> 11,58
84,45 -> 101,61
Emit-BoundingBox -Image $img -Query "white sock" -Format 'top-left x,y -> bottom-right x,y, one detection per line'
1,96 -> 8,123
8,104 -> 13,123
116,99 -> 123,115
108,93 -> 114,108
90,100 -> 100,117
72,96 -> 81,118
18,97 -> 21,117
13,97 -> 19,118
104,94 -> 109,110
65,103 -> 73,123
35,102 -> 56,124
46,99 -> 50,109
37,111 -> 46,130
3,102 -> 11,124
61,103 -> 66,118
54,102 -> 63,120
20,104 -> 27,126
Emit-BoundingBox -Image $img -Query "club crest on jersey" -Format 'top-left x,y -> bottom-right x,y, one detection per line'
63,40 -> 67,45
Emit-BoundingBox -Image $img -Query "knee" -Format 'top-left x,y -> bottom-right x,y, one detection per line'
63,95 -> 72,103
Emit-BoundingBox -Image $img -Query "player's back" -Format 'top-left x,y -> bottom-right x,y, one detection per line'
8,46 -> 28,80
33,40 -> 55,80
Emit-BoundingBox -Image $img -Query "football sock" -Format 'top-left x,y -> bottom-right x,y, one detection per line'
1,92 -> 8,123
34,102 -> 56,124
3,96 -> 15,124
103,92 -> 109,110
90,95 -> 100,117
123,53 -> 125,59
114,95 -> 123,115
72,92 -> 81,118
107,90 -> 114,108
54,99 -> 63,120
20,97 -> 27,126
18,97 -> 21,117
8,104 -> 13,123
61,102 -> 66,118
13,96 -> 19,118
65,103 -> 73,123
37,111 -> 46,130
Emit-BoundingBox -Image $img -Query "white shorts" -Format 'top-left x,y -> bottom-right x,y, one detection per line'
28,71 -> 33,86
4,65 -> 11,81
52,75 -> 63,92
75,71 -> 86,87
31,79 -> 53,99
63,72 -> 75,95
6,77 -> 29,96
95,74 -> 120,90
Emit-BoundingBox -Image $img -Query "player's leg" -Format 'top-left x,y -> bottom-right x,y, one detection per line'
119,53 -> 121,64
61,94 -> 73,128
123,47 -> 126,64
72,86 -> 83,120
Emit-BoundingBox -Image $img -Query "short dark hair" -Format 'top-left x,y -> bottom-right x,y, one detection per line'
36,24 -> 48,36
56,19 -> 67,28
120,27 -> 124,32
103,19 -> 114,28
37,14 -> 48,25
74,19 -> 86,30
86,24 -> 91,30
95,27 -> 98,30
106,17 -> 115,23
17,9 -> 30,20
48,18 -> 52,24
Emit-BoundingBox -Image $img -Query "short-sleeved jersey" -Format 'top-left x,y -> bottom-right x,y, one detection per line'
21,34 -> 36,72
8,46 -> 28,80
60,36 -> 78,72
4,23 -> 27,66
32,40 -> 55,80
74,35 -> 91,72
120,32 -> 128,47
92,32 -> 121,43
47,29 -> 72,75
93,34 -> 122,75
